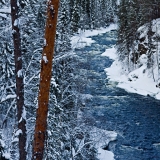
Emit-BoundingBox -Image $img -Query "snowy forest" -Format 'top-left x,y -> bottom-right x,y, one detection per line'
0,0 -> 160,160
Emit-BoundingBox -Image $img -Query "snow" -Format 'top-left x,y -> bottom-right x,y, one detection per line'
71,36 -> 95,49
152,18 -> 160,35
12,137 -> 19,142
0,8 -> 11,13
1,94 -> 16,102
138,25 -> 148,40
116,0 -> 120,5
51,77 -> 58,87
71,24 -> 117,49
15,129 -> 22,136
43,55 -> 48,63
12,29 -> 16,34
18,56 -> 22,61
44,38 -> 47,46
72,148 -> 76,158
101,19 -> 160,100
103,46 -> 160,100
14,19 -> 18,27
98,149 -> 114,160
17,69 -> 23,78
101,47 -> 117,59
3,152 -> 10,159
91,127 -> 117,160
17,1 -> 20,7
0,13 -> 7,18
0,139 -> 5,147
19,117 -> 22,123
22,106 -> 26,120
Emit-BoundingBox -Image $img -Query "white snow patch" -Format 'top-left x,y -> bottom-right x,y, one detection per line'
15,129 -> 22,136
19,117 -> 22,123
0,13 -> 7,18
12,137 -> 19,142
17,69 -> 23,78
3,152 -> 11,159
98,149 -> 114,160
44,38 -> 47,46
51,78 -> 58,87
0,8 -> 11,13
43,55 -> 48,63
72,147 -> 76,158
104,46 -> 160,100
71,24 -> 117,49
18,56 -> 21,61
137,25 -> 148,40
14,19 -> 18,27
71,36 -> 95,49
0,139 -> 5,147
47,130 -> 52,136
17,1 -> 20,7
152,18 -> 160,35
22,106 -> 26,120
116,0 -> 120,5
101,47 -> 117,59
91,127 -> 117,160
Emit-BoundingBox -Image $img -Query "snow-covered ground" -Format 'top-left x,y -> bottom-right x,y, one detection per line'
102,46 -> 160,100
91,127 -> 117,160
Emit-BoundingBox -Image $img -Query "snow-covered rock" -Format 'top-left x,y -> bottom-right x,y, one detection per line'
91,127 -> 117,160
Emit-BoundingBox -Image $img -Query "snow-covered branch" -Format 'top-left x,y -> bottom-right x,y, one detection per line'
1,94 -> 16,103
0,8 -> 11,14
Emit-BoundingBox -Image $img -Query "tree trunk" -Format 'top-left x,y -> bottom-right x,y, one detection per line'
32,0 -> 59,160
10,0 -> 27,160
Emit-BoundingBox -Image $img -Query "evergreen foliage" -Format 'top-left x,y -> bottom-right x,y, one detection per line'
0,0 -> 117,159
117,0 -> 160,74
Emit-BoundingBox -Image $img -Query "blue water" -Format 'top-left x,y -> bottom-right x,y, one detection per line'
75,30 -> 160,160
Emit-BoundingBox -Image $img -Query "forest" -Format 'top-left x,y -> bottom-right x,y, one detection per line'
117,0 -> 160,73
0,0 -> 160,160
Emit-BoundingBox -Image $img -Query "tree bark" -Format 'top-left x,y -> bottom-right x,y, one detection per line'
32,0 -> 59,160
10,0 -> 27,160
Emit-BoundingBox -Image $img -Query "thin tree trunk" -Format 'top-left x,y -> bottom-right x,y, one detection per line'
32,0 -> 59,159
10,0 -> 27,160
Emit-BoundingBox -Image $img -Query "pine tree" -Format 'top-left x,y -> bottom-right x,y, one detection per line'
117,0 -> 160,76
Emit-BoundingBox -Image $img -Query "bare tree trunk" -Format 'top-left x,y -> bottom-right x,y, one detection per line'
32,0 -> 59,160
10,0 -> 27,160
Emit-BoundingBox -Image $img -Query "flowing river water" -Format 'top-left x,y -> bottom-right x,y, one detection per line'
75,30 -> 160,160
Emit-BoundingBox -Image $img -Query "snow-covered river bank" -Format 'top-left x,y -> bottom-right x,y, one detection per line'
72,24 -> 160,160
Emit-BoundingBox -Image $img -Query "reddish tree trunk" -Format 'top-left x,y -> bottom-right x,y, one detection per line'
10,0 -> 27,160
32,0 -> 59,160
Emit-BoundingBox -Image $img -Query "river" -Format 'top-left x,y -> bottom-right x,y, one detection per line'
75,29 -> 160,160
